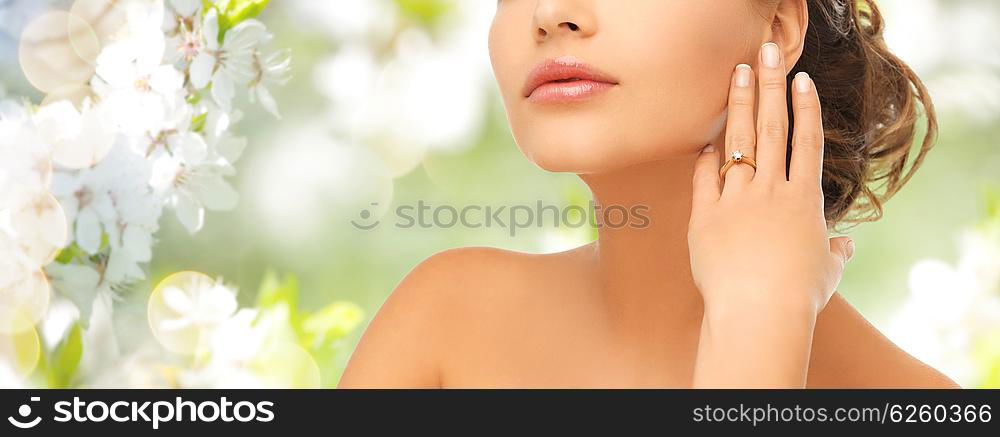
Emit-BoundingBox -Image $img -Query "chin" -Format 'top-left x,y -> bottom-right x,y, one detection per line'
512,119 -> 713,175
515,137 -> 640,175
514,131 -> 620,174
507,109 -> 622,173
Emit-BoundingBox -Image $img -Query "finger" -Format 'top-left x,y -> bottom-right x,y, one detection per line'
754,42 -> 790,183
789,72 -> 825,185
828,236 -> 856,270
722,64 -> 757,191
691,144 -> 722,214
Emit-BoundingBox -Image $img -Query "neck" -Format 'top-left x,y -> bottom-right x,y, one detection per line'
580,151 -> 710,341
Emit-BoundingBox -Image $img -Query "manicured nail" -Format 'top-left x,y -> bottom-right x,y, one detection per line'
846,239 -> 856,261
795,72 -> 811,93
734,64 -> 751,88
762,42 -> 780,68
703,144 -> 716,153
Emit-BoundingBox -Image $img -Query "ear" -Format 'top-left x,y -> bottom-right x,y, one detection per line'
761,0 -> 809,73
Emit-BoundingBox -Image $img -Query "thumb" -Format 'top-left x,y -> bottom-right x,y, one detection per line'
829,237 -> 856,266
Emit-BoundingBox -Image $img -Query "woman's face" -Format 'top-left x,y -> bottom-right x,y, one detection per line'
489,0 -> 766,174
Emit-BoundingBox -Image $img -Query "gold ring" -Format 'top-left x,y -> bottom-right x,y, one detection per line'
719,150 -> 757,179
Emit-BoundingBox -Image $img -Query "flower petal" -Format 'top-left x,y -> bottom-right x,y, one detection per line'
158,317 -> 193,332
75,208 -> 103,254
190,52 -> 215,89
174,192 -> 204,233
162,286 -> 194,313
171,0 -> 201,17
223,20 -> 267,54
210,71 -> 235,112
149,65 -> 184,96
104,248 -> 146,282
195,176 -> 238,211
203,284 -> 237,318
122,226 -> 153,263
168,131 -> 208,164
201,9 -> 220,51
253,84 -> 281,118
215,134 -> 247,164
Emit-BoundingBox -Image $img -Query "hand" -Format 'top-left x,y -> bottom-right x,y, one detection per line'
687,42 -> 855,321
686,42 -> 857,388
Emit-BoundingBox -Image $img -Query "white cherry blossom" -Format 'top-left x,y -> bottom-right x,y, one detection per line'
190,8 -> 267,112
158,277 -> 237,333
164,0 -> 207,64
92,1 -> 183,138
0,109 -> 51,207
4,0 -> 289,388
33,99 -> 116,170
149,126 -> 238,233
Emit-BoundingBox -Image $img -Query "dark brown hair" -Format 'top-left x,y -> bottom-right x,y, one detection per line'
762,0 -> 938,230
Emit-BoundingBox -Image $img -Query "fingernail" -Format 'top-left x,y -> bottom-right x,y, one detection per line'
846,239 -> 856,261
703,144 -> 717,153
795,72 -> 811,93
762,42 -> 780,68
734,64 -> 751,88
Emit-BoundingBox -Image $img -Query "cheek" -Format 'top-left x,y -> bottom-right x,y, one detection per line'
619,12 -> 748,153
489,10 -> 533,109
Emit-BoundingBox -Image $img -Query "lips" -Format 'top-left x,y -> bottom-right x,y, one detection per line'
521,56 -> 620,103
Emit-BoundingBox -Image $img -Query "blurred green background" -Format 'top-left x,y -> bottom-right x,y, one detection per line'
2,0 -> 998,387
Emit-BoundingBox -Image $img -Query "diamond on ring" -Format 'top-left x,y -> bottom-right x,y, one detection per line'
719,149 -> 757,179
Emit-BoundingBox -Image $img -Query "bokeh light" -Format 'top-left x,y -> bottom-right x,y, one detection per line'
148,271 -> 236,355
0,270 -> 51,335
0,322 -> 41,377
10,193 -> 68,266
18,10 -> 99,93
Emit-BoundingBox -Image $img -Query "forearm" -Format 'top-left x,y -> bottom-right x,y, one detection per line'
692,298 -> 818,388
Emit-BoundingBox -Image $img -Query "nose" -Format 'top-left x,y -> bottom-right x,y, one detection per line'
532,0 -> 597,43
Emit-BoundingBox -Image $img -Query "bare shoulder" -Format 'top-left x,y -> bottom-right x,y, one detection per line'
807,293 -> 961,388
398,245 -> 545,293
391,244 -> 593,305
389,246 -> 565,312
338,246 -> 577,388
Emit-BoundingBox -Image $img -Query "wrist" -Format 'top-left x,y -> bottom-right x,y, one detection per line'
702,291 -> 819,331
